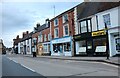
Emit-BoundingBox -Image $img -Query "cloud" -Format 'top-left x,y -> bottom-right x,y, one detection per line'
1,2 -> 82,47
2,0 -> 84,2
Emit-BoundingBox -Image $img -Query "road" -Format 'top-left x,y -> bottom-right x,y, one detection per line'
2,55 -> 45,78
1,54 -> 119,78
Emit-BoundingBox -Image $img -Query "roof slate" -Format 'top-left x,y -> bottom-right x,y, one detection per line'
77,2 -> 120,20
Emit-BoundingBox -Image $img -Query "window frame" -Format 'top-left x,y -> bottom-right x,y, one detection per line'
63,24 -> 69,36
54,28 -> 59,38
103,13 -> 111,27
78,18 -> 92,34
62,14 -> 68,24
44,34 -> 46,42
54,18 -> 59,26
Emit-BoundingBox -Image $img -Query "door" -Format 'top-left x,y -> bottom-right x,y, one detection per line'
86,40 -> 93,56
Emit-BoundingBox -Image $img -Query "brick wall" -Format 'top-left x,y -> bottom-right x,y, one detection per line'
51,10 -> 75,39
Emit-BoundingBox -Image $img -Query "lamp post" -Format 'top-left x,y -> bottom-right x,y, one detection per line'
105,23 -> 109,60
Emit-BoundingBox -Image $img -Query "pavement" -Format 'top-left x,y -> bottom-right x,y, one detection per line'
23,54 -> 120,66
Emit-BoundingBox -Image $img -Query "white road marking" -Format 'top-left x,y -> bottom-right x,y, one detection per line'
20,64 -> 35,72
7,57 -> 36,72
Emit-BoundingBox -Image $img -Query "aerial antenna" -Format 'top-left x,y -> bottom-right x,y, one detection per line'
53,5 -> 55,17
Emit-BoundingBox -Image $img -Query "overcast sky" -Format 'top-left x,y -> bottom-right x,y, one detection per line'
0,0 -> 84,47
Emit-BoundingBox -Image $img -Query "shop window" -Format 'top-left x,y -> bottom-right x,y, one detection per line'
103,14 -> 111,27
93,38 -> 106,47
78,40 -> 86,53
53,44 -> 60,53
79,40 -> 86,47
43,44 -> 47,52
27,46 -> 30,52
63,14 -> 68,23
64,43 -> 71,51
63,25 -> 69,36
115,38 -> 120,52
54,28 -> 59,38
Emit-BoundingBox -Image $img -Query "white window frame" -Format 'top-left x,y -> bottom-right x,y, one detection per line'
62,14 -> 68,23
54,18 -> 59,26
48,33 -> 50,41
44,34 -> 46,42
63,24 -> 69,36
103,13 -> 111,27
54,28 -> 59,38
80,20 -> 87,33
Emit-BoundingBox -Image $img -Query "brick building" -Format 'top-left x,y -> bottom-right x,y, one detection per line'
50,8 -> 75,56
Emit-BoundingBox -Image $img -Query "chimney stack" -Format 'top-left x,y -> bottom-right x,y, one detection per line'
26,31 -> 29,34
16,35 -> 19,39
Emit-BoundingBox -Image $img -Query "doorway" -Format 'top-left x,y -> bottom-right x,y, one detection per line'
86,40 -> 93,56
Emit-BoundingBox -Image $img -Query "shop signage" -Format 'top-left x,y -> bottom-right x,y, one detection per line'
92,30 -> 106,37
51,37 -> 71,44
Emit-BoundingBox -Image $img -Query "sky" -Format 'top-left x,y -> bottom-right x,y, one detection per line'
0,0 -> 84,47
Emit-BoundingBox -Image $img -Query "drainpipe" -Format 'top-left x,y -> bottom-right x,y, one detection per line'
105,23 -> 109,60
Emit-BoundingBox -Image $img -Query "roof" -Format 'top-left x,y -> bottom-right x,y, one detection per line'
20,32 -> 33,42
37,24 -> 48,32
77,2 -> 120,20
50,7 -> 74,21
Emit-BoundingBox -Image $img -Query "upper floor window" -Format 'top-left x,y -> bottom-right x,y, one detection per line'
103,14 -> 111,27
80,21 -> 87,33
44,34 -> 46,42
63,14 -> 68,23
27,40 -> 29,44
54,28 -> 59,38
79,19 -> 92,34
48,33 -> 50,41
63,24 -> 69,36
38,33 -> 43,42
54,18 -> 59,26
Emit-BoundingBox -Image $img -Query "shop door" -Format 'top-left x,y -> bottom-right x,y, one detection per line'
86,40 -> 93,56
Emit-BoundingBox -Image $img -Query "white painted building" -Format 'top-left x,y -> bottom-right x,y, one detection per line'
74,2 -> 120,56
96,5 -> 120,57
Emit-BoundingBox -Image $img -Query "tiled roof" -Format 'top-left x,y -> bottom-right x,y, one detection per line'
77,2 -> 120,20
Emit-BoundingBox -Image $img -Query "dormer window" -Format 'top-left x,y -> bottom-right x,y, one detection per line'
54,18 -> 59,26
63,14 -> 68,23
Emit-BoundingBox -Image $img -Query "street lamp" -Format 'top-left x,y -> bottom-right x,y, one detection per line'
104,23 -> 109,60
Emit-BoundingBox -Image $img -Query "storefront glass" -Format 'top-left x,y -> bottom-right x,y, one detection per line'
53,44 -> 60,53
64,42 -> 71,52
79,40 -> 86,47
43,44 -> 47,52
93,38 -> 106,47
115,38 -> 120,52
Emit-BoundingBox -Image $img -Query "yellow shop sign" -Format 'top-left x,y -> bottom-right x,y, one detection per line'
92,30 -> 106,37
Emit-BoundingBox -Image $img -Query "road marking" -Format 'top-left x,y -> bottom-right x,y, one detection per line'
7,58 -> 19,63
7,57 -> 36,72
20,64 -> 35,72
101,62 -> 119,68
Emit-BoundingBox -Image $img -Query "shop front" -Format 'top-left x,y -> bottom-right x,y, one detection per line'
51,36 -> 73,56
74,30 -> 107,56
37,42 -> 50,56
108,27 -> 120,57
